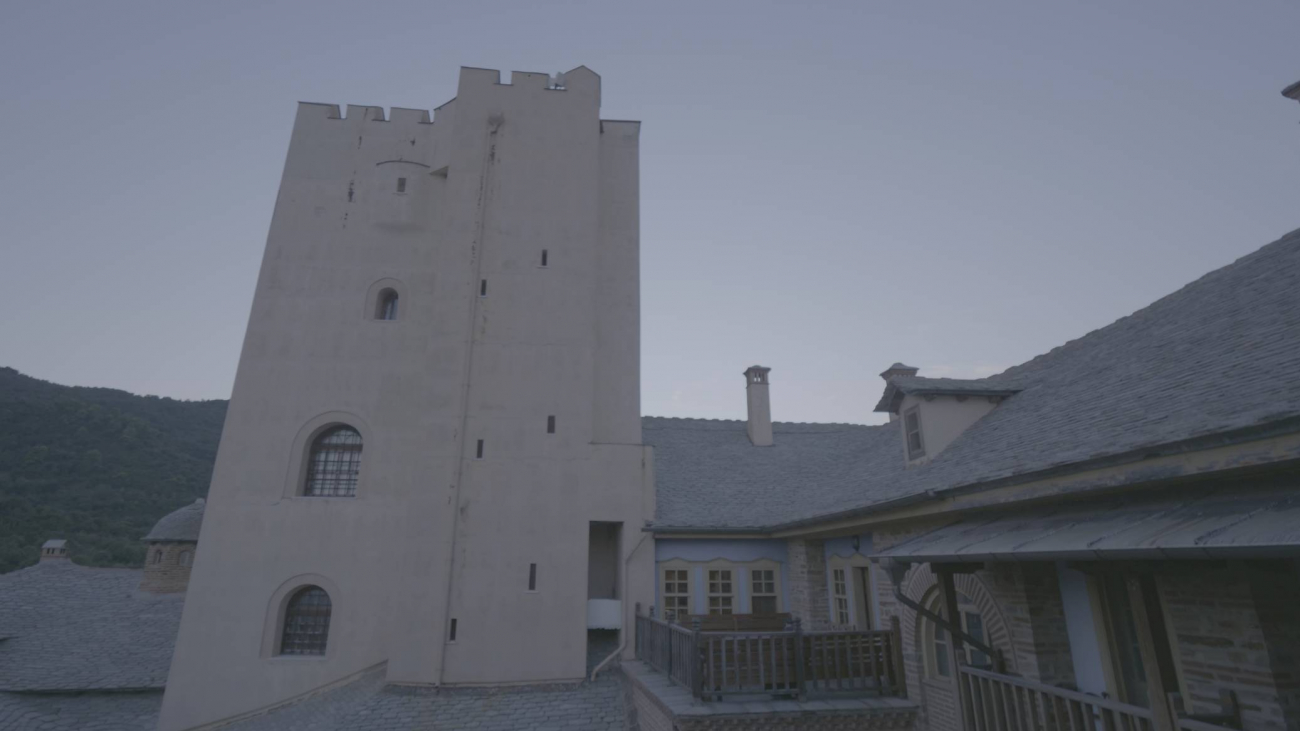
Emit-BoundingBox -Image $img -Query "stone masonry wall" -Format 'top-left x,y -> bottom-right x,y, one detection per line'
786,539 -> 831,631
139,541 -> 195,594
871,521 -> 1076,731
1160,561 -> 1299,731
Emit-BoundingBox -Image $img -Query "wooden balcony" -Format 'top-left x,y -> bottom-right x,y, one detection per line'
634,607 -> 906,702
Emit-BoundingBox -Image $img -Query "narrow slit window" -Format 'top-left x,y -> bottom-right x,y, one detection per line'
547,415 -> 556,434
396,177 -> 407,193
528,563 -> 537,591
480,280 -> 487,297
476,439 -> 484,459
448,618 -> 457,642
540,249 -> 548,267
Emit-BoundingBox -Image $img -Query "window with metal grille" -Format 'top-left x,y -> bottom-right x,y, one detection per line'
751,568 -> 778,613
305,426 -> 363,497
375,289 -> 398,320
662,568 -> 691,620
707,569 -> 733,615
832,568 -> 850,625
904,407 -> 925,459
279,586 -> 332,656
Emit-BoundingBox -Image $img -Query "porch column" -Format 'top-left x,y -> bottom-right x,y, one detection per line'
937,566 -> 971,731
1126,575 -> 1178,731
786,539 -> 831,630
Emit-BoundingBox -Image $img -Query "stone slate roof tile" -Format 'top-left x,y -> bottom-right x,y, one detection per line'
0,561 -> 183,692
219,667 -> 624,731
649,227 -> 1300,530
142,499 -> 205,542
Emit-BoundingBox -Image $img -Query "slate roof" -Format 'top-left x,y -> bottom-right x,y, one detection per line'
644,418 -> 907,531
0,561 -> 184,692
873,375 -> 1024,413
0,690 -> 163,731
649,227 -> 1300,531
142,498 -> 205,542
218,667 -> 624,731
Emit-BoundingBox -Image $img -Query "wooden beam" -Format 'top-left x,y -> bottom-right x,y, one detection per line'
1126,575 -> 1177,731
938,567 -> 971,731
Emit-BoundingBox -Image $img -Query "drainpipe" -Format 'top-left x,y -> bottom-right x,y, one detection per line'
591,530 -> 651,681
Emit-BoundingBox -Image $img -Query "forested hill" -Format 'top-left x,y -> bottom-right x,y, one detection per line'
0,367 -> 227,573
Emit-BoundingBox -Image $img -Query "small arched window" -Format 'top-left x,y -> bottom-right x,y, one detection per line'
375,289 -> 398,321
178,550 -> 193,567
304,426 -> 363,497
924,591 -> 990,678
279,586 -> 332,656
151,549 -> 163,565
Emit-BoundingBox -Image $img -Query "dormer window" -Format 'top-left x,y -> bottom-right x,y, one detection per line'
905,407 -> 925,460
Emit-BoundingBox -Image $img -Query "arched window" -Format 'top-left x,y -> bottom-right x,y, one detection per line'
279,586 -> 332,656
924,591 -> 990,678
374,289 -> 398,321
151,549 -> 163,565
178,550 -> 193,567
304,426 -> 363,497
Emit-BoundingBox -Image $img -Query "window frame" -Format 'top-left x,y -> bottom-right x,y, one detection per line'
749,564 -> 781,614
278,585 -> 332,657
923,590 -> 991,679
302,425 -> 364,498
904,406 -> 926,460
660,563 -> 692,621
707,567 -> 735,615
831,567 -> 851,626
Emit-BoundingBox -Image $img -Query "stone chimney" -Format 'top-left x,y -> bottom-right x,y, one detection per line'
744,366 -> 773,447
880,363 -> 919,423
39,539 -> 68,562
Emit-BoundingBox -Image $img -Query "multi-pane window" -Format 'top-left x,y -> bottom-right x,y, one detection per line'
904,407 -> 925,460
279,586 -> 332,656
707,569 -> 734,615
751,568 -> 778,614
927,592 -> 990,678
305,426 -> 363,497
662,568 -> 690,620
832,568 -> 850,625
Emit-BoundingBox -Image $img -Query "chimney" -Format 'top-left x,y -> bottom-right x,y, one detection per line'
744,366 -> 773,447
39,539 -> 68,562
880,363 -> 919,423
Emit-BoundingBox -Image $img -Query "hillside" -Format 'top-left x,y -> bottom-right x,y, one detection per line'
0,367 -> 227,573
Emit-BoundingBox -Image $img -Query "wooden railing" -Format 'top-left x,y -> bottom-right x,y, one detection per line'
958,666 -> 1238,731
635,608 -> 906,702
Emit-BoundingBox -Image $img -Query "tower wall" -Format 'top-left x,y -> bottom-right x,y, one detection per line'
159,66 -> 652,729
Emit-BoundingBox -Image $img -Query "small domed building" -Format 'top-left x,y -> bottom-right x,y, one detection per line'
0,499 -> 205,728
140,498 -> 205,594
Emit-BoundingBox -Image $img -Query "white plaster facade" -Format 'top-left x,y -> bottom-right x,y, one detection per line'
159,66 -> 655,730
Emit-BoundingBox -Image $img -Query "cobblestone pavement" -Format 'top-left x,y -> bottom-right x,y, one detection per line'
221,667 -> 626,731
0,691 -> 163,731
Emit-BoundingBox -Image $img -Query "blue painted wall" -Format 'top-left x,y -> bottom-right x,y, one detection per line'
654,539 -> 790,615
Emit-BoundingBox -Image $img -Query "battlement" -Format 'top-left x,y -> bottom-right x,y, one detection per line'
293,66 -> 604,131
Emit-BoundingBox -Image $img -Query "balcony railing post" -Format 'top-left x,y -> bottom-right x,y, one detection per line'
691,617 -> 704,700
890,615 -> 907,699
791,617 -> 807,701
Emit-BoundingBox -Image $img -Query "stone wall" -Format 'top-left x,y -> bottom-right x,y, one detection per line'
1160,561 -> 1300,730
139,541 -> 195,594
786,539 -> 830,630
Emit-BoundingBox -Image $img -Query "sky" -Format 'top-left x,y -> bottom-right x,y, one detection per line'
0,0 -> 1296,425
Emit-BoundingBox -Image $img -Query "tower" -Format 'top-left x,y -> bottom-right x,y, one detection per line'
159,67 -> 654,729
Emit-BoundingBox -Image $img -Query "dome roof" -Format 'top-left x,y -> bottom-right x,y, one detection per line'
142,499 -> 205,542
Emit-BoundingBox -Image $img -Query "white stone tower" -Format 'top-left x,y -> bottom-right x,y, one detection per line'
159,66 -> 654,729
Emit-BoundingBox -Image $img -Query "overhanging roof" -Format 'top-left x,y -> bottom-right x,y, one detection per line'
873,481 -> 1300,563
